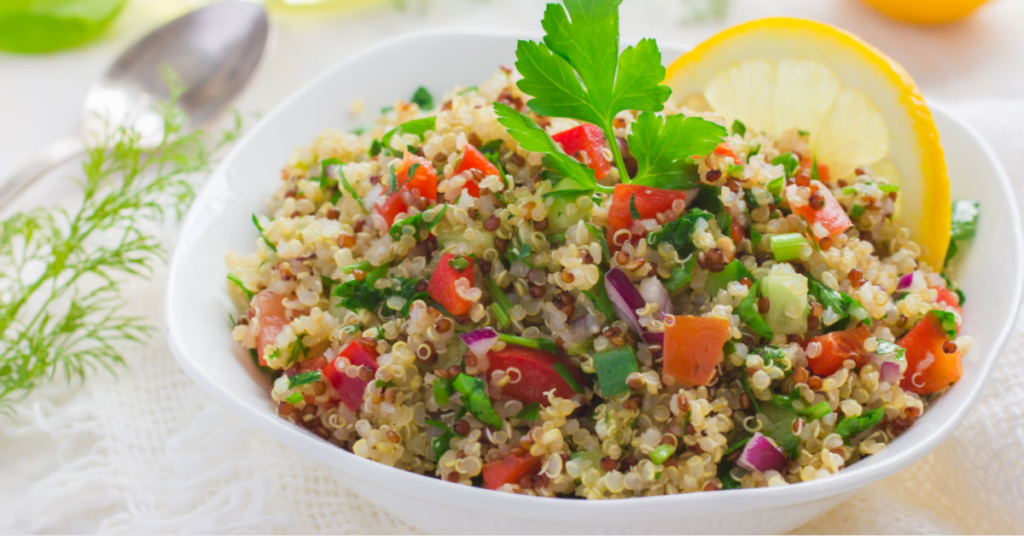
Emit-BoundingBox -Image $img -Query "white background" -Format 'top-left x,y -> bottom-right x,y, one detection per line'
1,0 -> 1024,533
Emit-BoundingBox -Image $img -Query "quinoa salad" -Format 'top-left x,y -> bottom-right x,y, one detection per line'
227,0 -> 978,498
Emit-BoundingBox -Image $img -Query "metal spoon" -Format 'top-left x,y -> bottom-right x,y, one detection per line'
0,1 -> 271,209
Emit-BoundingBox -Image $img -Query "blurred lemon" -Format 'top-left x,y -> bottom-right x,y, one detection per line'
664,18 -> 951,269
858,0 -> 991,24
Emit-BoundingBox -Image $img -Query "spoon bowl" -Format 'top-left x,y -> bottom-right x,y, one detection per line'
0,0 -> 270,209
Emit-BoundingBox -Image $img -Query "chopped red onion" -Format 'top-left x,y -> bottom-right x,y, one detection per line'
879,361 -> 902,384
604,268 -> 646,334
640,277 -> 673,316
459,327 -> 499,358
896,272 -> 926,292
641,331 -> 665,359
736,432 -> 787,473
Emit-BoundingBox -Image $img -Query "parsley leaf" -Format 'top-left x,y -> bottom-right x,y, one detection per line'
951,200 -> 979,240
252,214 -> 276,252
379,116 -> 436,156
835,407 -> 885,439
493,103 -> 609,193
771,152 -> 800,178
516,0 -> 670,180
930,310 -> 958,339
627,112 -> 725,189
321,158 -> 366,214
389,204 -> 448,240
629,193 -> 641,220
646,208 -> 713,259
737,281 -> 774,340
451,373 -> 502,429
289,371 -> 322,389
333,264 -> 389,312
411,86 -> 434,110
448,255 -> 470,271
514,401 -> 542,421
731,119 -> 746,136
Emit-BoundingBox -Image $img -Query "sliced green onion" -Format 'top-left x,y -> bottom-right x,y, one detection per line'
767,176 -> 784,199
770,233 -> 809,262
722,436 -> 751,456
553,362 -> 584,394
878,184 -> 900,193
497,332 -> 558,354
227,274 -> 254,300
484,276 -> 511,328
649,444 -> 676,465
284,391 -> 303,405
375,380 -> 395,389
288,371 -> 322,389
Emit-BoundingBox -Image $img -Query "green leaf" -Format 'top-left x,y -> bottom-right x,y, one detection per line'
705,259 -> 753,297
493,103 -> 608,193
380,276 -> 425,317
448,255 -> 470,271
584,222 -> 611,262
629,193 -> 641,220
875,339 -> 905,361
646,208 -> 713,259
252,214 -> 276,252
751,228 -> 763,250
411,86 -> 434,110
628,112 -> 726,188
380,116 -> 437,155
375,380 -> 395,389
484,276 -> 512,328
333,264 -> 389,312
322,158 -> 367,214
722,436 -> 751,456
289,371 -> 322,389
731,119 -> 746,137
772,391 -> 832,421
835,407 -> 885,439
584,272 -> 617,320
691,183 -> 724,214
737,281 -> 774,340
663,255 -> 696,294
389,204 -> 448,240
950,200 -> 979,241
930,310 -> 958,339
514,401 -> 542,421
553,361 -> 584,394
227,274 -> 254,300
497,332 -> 559,354
425,419 -> 460,461
758,403 -> 801,458
850,204 -> 866,220
451,373 -> 502,429
285,391 -> 304,405
593,345 -> 640,397
771,152 -> 800,179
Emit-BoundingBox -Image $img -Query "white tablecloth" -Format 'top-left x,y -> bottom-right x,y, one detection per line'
2,0 -> 1023,533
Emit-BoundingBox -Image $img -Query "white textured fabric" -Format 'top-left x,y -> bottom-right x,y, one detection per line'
0,101 -> 1021,535
3,0 -> 1024,532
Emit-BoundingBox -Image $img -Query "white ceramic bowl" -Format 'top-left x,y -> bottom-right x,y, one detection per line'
165,30 -> 1023,534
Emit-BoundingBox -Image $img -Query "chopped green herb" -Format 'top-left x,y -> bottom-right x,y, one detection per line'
767,176 -> 784,199
737,281 -> 773,340
426,419 -> 459,461
584,222 -> 612,262
448,255 -> 470,271
875,339 -> 905,361
950,200 -> 980,241
584,272 -> 617,320
451,373 -> 502,429
379,116 -> 437,156
663,255 -> 697,294
727,163 -> 744,178
705,259 -> 753,297
850,204 -> 866,219
629,193 -> 642,220
930,310 -> 958,339
646,208 -> 714,259
389,203 -> 448,240
878,184 -> 900,193
722,436 -> 751,456
771,152 -> 800,179
410,86 -> 433,110
835,407 -> 885,439
433,376 -> 454,405
514,401 -> 542,421
731,119 -> 746,137
251,214 -> 276,252
747,143 -> 761,162
288,371 -> 321,389
227,274 -> 254,300
546,232 -> 566,244
284,391 -> 304,405
497,332 -> 558,354
485,276 -> 512,328
751,228 -> 763,250
771,390 -> 832,421
333,263 -> 389,312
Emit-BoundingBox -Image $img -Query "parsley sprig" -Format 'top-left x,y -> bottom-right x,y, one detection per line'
504,0 -> 726,189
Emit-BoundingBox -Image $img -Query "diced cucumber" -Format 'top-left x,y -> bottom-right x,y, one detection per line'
570,449 -> 607,475
436,230 -> 496,255
548,179 -> 592,231
593,346 -> 640,397
705,260 -> 754,297
761,268 -> 809,335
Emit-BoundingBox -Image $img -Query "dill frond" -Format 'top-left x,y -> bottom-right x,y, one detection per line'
0,83 -> 242,416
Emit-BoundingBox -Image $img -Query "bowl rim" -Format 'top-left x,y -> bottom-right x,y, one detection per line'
164,27 -> 1024,517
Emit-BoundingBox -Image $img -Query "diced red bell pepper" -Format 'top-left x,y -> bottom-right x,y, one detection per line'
931,286 -> 962,314
482,452 -> 542,490
663,315 -> 731,387
322,341 -> 380,411
786,183 -> 852,241
373,152 -> 439,227
804,326 -> 872,377
552,124 -> 612,180
254,291 -> 289,366
712,142 -> 740,164
427,253 -> 475,315
606,184 -> 692,248
486,344 -> 588,405
898,312 -> 962,395
453,144 -> 501,198
731,217 -> 745,244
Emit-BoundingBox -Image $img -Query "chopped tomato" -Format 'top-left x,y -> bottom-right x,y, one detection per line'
713,143 -> 740,163
482,452 -> 542,490
663,315 -> 731,387
786,183 -> 852,241
253,292 -> 289,366
322,341 -> 380,411
898,313 -> 962,395
800,158 -> 831,183
606,184 -> 691,248
804,326 -> 872,377
427,253 -> 475,315
486,344 -> 588,405
552,124 -> 612,179
453,144 -> 501,198
373,152 -> 439,227
931,286 -> 962,313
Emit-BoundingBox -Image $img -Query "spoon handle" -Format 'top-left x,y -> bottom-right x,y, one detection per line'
0,136 -> 85,210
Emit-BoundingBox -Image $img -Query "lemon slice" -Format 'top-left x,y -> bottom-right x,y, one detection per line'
664,18 -> 950,269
